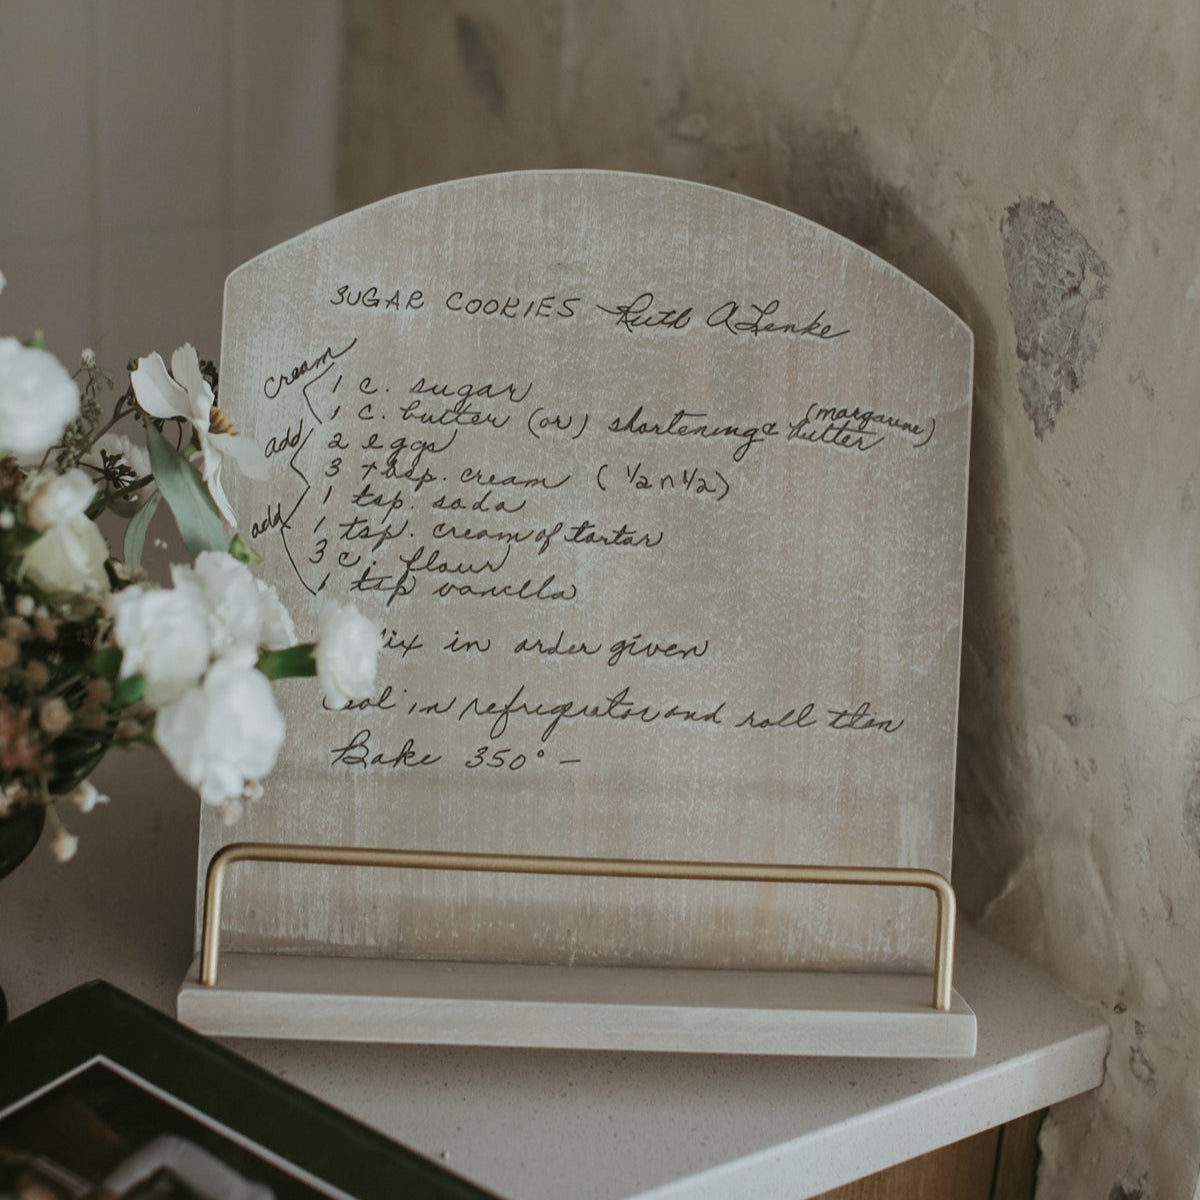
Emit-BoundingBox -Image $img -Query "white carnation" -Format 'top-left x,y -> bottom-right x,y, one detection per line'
110,583 -> 211,707
21,467 -> 96,531
255,578 -> 296,650
154,656 -> 285,809
21,513 -> 110,599
315,602 -> 381,709
173,551 -> 263,659
0,337 -> 80,460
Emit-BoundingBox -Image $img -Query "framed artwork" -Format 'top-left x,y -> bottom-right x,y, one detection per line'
0,981 -> 494,1200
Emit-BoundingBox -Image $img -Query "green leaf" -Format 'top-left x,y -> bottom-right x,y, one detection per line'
4,522 -> 40,555
257,644 -> 317,680
144,424 -> 227,555
85,645 -> 123,680
228,532 -> 262,567
122,491 -> 163,569
114,673 -> 146,705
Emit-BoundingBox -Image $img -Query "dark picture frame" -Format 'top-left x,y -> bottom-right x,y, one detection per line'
0,982 -> 496,1200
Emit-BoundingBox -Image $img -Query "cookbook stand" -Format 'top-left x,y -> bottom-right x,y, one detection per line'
177,171 -> 976,1056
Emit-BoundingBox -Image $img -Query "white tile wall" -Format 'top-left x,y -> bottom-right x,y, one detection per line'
0,0 -> 342,367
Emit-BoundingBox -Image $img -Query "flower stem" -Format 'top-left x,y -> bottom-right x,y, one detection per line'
256,644 -> 317,680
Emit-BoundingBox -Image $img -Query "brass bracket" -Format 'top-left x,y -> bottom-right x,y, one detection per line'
199,844 -> 958,1011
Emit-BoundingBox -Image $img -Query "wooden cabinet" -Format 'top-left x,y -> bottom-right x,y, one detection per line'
817,1111 -> 1044,1200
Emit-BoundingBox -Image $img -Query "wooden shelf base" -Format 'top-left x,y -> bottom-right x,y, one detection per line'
178,953 -> 977,1057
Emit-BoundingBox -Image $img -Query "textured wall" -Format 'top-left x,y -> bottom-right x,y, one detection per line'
338,3 -> 1200,1197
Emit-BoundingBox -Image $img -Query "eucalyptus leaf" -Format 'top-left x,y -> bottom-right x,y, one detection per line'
122,491 -> 162,569
144,424 -> 227,555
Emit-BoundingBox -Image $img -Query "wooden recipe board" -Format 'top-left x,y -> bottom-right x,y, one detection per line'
199,171 -> 972,977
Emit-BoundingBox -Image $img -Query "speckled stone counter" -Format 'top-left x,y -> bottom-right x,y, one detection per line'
3,772 -> 1107,1199
223,928 -> 1107,1199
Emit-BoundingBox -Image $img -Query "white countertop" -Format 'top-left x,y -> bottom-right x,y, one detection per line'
1,766 -> 1109,1199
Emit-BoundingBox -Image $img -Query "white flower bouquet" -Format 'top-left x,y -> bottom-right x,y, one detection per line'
0,276 -> 380,861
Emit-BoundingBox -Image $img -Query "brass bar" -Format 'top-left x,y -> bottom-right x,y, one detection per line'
200,844 -> 957,1011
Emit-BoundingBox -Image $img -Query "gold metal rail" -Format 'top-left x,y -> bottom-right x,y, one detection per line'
199,844 -> 958,1011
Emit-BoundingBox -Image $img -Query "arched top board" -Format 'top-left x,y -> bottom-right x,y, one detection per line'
202,171 -> 972,973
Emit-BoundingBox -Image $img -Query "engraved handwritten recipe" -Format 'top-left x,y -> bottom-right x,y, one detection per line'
207,173 -> 972,972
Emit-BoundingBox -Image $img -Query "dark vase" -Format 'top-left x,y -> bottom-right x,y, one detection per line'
0,804 -> 45,1025
0,803 -> 44,879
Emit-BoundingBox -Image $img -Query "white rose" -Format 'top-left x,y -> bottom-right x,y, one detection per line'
173,551 -> 264,659
315,602 -> 381,709
21,513 -> 110,599
110,583 -> 211,707
154,655 -> 285,809
0,337 -> 80,460
255,578 -> 296,650
21,467 -> 96,531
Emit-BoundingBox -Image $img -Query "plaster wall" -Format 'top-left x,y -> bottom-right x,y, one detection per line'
338,3 -> 1200,1197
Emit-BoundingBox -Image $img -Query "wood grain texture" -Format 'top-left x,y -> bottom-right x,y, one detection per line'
991,1110 -> 1045,1200
812,1109 -> 1044,1200
198,171 -> 972,973
814,1125 -> 1001,1199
